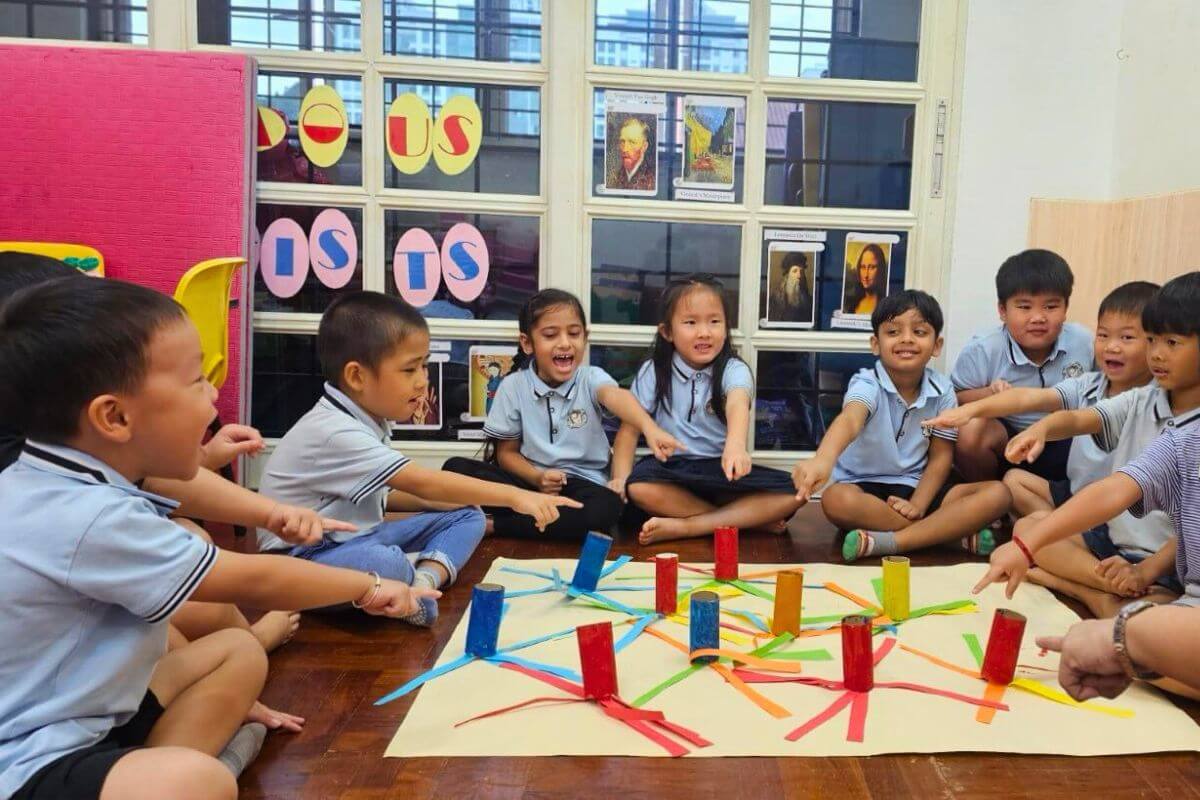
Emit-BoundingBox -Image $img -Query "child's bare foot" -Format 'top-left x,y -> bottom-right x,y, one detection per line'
748,518 -> 790,535
639,517 -> 692,545
251,610 -> 300,653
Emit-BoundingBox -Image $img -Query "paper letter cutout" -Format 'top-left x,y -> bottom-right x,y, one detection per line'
298,85 -> 349,168
387,92 -> 433,174
308,209 -> 357,289
440,222 -> 489,302
256,105 -> 288,153
434,94 -> 483,176
259,218 -> 309,298
393,228 -> 441,307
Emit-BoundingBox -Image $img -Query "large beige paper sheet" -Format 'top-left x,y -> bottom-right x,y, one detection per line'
386,559 -> 1200,757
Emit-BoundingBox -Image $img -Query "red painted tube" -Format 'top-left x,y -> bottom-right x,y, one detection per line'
841,615 -> 874,692
655,553 -> 678,615
981,609 -> 1027,685
713,526 -> 739,580
577,621 -> 619,700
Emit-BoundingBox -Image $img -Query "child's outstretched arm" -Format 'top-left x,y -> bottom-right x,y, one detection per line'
791,403 -> 869,503
192,550 -> 439,617
596,385 -> 683,461
1005,408 -> 1102,465
925,387 -> 1064,431
388,460 -> 581,531
146,468 -> 354,546
609,423 -> 640,499
974,472 -> 1143,597
722,388 -> 753,481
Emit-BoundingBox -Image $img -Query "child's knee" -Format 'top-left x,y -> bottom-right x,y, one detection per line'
214,628 -> 269,687
818,484 -> 858,527
626,481 -> 653,507
456,505 -> 488,542
957,418 -> 1004,452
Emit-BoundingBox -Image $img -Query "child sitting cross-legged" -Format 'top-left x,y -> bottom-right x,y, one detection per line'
0,279 -> 438,800
792,290 -> 1011,562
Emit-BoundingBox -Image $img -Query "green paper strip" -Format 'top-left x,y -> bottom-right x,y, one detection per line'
677,579 -> 721,604
769,649 -> 834,661
871,576 -> 885,605
909,599 -> 977,619
963,632 -> 985,667
632,633 -> 796,708
728,578 -> 775,602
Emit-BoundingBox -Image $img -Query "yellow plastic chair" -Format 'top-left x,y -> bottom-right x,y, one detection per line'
173,257 -> 244,391
0,241 -> 105,276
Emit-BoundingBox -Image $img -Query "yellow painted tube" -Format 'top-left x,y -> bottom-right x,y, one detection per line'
882,556 -> 910,621
771,569 -> 804,635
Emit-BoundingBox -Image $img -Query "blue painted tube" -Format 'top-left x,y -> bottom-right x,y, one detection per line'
689,591 -> 720,664
465,583 -> 505,657
570,531 -> 613,592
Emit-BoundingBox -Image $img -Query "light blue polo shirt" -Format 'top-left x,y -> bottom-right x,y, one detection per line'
483,365 -> 617,486
0,442 -> 217,798
630,354 -> 755,459
832,363 -> 958,488
258,382 -> 411,552
951,322 -> 1094,430
1053,370 -> 1114,494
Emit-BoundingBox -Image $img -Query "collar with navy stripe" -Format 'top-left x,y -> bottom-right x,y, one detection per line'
528,367 -> 579,401
873,362 -> 944,408
1004,327 -> 1067,367
19,440 -> 179,516
1083,372 -> 1109,402
321,382 -> 391,440
1151,383 -> 1200,427
671,352 -> 713,383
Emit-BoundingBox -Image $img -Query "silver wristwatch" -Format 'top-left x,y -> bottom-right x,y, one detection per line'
1113,600 -> 1161,680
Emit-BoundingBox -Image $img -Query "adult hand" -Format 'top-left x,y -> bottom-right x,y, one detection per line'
1036,619 -> 1132,701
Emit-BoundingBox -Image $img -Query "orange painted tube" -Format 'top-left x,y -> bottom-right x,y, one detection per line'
771,569 -> 804,636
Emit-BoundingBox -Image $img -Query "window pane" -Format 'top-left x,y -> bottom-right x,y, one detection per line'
0,0 -> 147,43
755,350 -> 875,451
383,0 -> 542,62
383,209 -> 539,320
591,218 -> 741,326
390,339 -> 517,442
384,80 -> 540,195
763,98 -> 913,209
254,204 -> 364,313
594,0 -> 749,73
198,1 -> 362,52
258,72 -> 363,186
768,0 -> 920,81
592,89 -> 745,203
251,332 -> 324,438
759,228 -> 907,330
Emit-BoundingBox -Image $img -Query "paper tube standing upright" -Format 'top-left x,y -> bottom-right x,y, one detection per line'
882,556 -> 910,621
981,609 -> 1027,685
576,621 -> 619,700
655,553 -> 678,615
689,591 -> 720,664
713,526 -> 739,580
571,531 -> 613,592
842,614 -> 874,692
771,569 -> 804,636
464,583 -> 504,658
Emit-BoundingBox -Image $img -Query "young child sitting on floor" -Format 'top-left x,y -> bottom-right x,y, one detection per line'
611,273 -> 801,544
792,290 -> 1011,562
950,249 -> 1094,482
259,291 -> 583,624
0,278 -> 436,800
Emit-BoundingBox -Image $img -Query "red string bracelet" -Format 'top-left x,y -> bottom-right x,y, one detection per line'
1012,535 -> 1037,568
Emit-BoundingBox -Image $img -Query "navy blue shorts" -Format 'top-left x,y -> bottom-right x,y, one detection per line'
626,456 -> 795,497
848,480 -> 951,514
1082,526 -> 1184,595
1048,478 -> 1073,508
1001,421 -> 1071,482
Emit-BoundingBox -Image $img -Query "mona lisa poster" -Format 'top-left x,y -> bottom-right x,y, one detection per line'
832,232 -> 900,330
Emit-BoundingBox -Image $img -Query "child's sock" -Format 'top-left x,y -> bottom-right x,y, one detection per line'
217,723 -> 267,777
401,593 -> 439,628
842,529 -> 898,563
413,568 -> 441,591
961,528 -> 996,556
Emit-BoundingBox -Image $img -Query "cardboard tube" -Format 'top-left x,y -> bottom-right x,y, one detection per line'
842,614 -> 874,692
713,526 -> 739,580
981,608 -> 1027,685
655,553 -> 678,615
465,583 -> 504,657
571,531 -> 613,592
689,591 -> 720,664
771,569 -> 804,635
882,555 -> 910,621
577,621 -> 619,700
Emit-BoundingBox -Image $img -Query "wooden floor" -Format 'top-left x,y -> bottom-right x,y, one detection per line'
219,508 -> 1200,799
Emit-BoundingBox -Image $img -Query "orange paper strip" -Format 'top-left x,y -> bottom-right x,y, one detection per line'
688,648 -> 803,673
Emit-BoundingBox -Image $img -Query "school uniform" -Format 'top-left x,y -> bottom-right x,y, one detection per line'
1046,371 -> 1116,505
624,354 -> 794,496
0,442 -> 217,800
832,363 -> 958,509
443,366 -> 624,539
951,322 -> 1094,482
1078,383 -> 1200,594
1118,422 -> 1200,604
0,423 -> 21,472
259,382 -> 484,586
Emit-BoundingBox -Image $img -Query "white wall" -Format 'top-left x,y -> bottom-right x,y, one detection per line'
944,0 -> 1123,360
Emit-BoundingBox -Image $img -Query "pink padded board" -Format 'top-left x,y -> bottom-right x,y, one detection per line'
0,44 -> 255,425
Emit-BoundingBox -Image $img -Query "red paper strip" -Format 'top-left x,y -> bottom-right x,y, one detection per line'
455,695 -> 584,727
873,681 -> 1009,711
732,669 -> 844,690
846,691 -> 869,742
785,691 -> 855,741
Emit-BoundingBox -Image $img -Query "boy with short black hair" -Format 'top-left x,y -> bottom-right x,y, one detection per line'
986,272 -> 1200,617
0,279 -> 435,800
259,291 -> 581,626
951,249 -> 1095,482
793,290 -> 1011,561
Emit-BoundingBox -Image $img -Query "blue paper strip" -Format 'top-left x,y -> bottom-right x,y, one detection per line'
499,565 -> 557,581
486,653 -> 582,683
599,554 -> 633,578
615,614 -> 658,653
498,625 -> 578,654
375,653 -> 475,706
